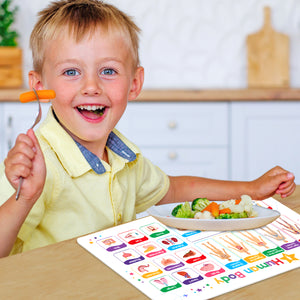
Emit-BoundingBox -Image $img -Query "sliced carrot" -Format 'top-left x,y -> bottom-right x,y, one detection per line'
20,90 -> 56,103
219,208 -> 231,214
235,199 -> 242,205
202,202 -> 219,217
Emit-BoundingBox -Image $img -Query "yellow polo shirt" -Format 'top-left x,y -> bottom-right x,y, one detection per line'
0,108 -> 169,254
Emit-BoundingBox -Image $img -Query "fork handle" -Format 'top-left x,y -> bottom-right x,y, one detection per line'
15,177 -> 23,200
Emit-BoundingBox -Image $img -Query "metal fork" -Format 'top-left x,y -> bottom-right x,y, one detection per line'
16,88 -> 42,200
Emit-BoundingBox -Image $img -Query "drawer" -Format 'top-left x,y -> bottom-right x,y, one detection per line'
141,146 -> 229,180
117,102 -> 228,146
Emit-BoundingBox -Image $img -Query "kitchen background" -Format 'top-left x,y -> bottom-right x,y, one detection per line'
17,0 -> 300,88
2,0 -> 300,184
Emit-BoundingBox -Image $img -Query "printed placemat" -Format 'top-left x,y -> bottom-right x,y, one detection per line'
77,198 -> 300,299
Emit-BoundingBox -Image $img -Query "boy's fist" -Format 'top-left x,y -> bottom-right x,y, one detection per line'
4,129 -> 46,202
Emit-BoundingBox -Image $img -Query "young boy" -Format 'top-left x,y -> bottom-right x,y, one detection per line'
0,0 -> 295,257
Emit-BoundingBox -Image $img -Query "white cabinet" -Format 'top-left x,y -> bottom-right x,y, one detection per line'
0,102 -> 51,161
231,102 -> 300,183
1,100 -> 300,184
117,102 -> 229,179
118,101 -> 300,184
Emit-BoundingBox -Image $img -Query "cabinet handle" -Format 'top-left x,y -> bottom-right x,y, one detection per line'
168,151 -> 178,160
168,121 -> 177,129
7,116 -> 13,150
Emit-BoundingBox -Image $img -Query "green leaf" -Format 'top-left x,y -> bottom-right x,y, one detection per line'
0,0 -> 19,46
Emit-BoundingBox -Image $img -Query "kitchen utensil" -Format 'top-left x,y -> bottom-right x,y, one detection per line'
15,88 -> 55,200
247,6 -> 289,88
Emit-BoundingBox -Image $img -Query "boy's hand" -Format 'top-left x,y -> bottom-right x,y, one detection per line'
4,129 -> 46,203
251,166 -> 295,200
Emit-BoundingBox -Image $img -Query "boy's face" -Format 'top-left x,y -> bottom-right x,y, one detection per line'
31,27 -> 143,155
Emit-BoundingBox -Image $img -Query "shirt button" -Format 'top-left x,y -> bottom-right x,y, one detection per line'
117,213 -> 122,222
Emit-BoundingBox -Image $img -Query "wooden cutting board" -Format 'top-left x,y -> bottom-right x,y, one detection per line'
247,6 -> 290,88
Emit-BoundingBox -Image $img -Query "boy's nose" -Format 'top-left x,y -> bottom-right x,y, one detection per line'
81,77 -> 102,96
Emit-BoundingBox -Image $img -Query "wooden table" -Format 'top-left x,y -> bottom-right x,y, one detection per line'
0,189 -> 299,300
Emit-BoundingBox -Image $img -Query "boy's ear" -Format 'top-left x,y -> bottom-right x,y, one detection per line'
28,70 -> 44,91
128,66 -> 144,101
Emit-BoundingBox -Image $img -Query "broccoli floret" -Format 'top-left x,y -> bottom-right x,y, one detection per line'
215,213 -> 232,219
216,211 -> 249,219
191,198 -> 210,211
171,204 -> 182,217
236,211 -> 248,218
171,202 -> 195,218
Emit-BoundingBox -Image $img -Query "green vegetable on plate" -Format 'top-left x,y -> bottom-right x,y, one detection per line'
171,201 -> 195,218
215,211 -> 248,219
191,198 -> 210,211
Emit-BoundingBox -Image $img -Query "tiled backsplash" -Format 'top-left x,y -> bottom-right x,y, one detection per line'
16,0 -> 300,89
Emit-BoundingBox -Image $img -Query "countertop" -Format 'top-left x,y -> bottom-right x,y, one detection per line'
1,88 -> 300,102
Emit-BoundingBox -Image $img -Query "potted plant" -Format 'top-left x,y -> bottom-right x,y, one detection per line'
0,0 -> 22,88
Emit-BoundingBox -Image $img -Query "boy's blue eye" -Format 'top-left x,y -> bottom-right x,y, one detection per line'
64,69 -> 79,76
101,69 -> 115,75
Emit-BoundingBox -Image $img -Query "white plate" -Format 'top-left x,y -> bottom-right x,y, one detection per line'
147,202 -> 280,231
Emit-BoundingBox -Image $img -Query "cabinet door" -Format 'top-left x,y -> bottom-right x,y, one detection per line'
118,102 -> 228,146
142,147 -> 228,179
231,102 -> 300,183
117,102 -> 229,179
1,102 -> 51,161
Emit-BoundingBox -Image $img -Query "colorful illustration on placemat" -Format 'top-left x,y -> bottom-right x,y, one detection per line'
77,198 -> 300,300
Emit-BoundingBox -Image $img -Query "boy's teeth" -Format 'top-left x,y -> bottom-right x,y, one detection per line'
78,105 -> 104,111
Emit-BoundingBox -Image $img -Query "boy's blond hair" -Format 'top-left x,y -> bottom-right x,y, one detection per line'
30,0 -> 141,73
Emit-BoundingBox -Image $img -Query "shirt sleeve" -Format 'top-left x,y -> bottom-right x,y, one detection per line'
134,154 -> 170,213
0,162 -> 46,254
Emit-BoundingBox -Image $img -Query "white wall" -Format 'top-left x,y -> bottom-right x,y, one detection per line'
15,0 -> 300,89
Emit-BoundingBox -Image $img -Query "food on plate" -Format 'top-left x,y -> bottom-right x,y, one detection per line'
171,201 -> 196,218
194,210 -> 215,220
191,198 -> 210,211
171,195 -> 258,220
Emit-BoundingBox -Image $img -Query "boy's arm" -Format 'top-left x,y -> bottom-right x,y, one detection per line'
0,192 -> 34,257
158,166 -> 295,205
0,129 -> 46,257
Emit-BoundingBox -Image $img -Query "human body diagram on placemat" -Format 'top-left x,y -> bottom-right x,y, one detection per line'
77,198 -> 300,300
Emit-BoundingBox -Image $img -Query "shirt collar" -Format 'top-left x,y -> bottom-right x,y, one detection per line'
74,131 -> 136,174
38,107 -> 139,177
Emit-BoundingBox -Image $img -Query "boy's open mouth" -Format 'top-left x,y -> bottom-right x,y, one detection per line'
77,105 -> 106,120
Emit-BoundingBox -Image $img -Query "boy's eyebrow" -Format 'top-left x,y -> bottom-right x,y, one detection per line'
54,57 -> 126,66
